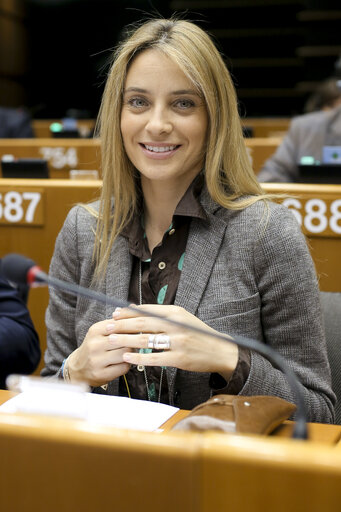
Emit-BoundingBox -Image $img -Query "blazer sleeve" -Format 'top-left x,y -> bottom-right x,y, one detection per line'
0,275 -> 40,388
41,204 -> 99,378
241,203 -> 335,423
41,205 -> 82,378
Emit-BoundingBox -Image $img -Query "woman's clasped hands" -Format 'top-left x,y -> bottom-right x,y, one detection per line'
66,305 -> 239,387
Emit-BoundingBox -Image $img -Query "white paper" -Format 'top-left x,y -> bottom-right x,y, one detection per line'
0,391 -> 179,431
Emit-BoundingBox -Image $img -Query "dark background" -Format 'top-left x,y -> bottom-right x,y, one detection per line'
2,0 -> 341,119
25,0 -> 173,118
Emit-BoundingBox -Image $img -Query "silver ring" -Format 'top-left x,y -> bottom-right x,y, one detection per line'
147,334 -> 156,349
147,334 -> 171,350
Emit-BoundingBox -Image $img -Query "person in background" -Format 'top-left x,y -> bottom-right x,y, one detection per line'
0,273 -> 40,389
304,77 -> 341,113
0,106 -> 34,138
257,80 -> 341,183
42,17 -> 335,423
257,105 -> 341,183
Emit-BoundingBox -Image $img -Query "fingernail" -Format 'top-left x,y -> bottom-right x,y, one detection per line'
108,334 -> 117,343
112,308 -> 121,318
106,323 -> 116,332
123,353 -> 132,362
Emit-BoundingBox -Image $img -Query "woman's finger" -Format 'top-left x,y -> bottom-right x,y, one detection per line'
109,316 -> 173,335
107,333 -> 150,350
122,350 -> 174,367
112,304 -> 185,322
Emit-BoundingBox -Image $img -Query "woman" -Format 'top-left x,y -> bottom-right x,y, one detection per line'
42,18 -> 335,422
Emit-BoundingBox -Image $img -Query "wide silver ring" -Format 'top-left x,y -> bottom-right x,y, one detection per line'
147,334 -> 171,350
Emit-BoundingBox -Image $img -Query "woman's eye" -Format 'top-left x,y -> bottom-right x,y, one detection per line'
128,98 -> 148,108
175,99 -> 194,109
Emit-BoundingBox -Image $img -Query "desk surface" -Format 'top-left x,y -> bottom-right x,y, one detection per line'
0,389 -> 340,444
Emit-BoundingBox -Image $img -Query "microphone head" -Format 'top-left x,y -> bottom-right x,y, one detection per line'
0,253 -> 37,284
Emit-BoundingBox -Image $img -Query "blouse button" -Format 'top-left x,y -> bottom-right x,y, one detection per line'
169,228 -> 176,235
158,261 -> 166,270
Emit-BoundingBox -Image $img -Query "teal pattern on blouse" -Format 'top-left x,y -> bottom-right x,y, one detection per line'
148,382 -> 157,402
178,252 -> 185,271
157,285 -> 168,305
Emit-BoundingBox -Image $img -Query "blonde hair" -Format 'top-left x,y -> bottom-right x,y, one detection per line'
92,17 -> 269,278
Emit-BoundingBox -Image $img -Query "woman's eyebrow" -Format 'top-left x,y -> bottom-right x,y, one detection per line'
171,89 -> 200,96
123,87 -> 200,96
124,87 -> 148,94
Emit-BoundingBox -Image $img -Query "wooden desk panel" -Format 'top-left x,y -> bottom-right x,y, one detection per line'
200,434 -> 341,512
0,138 -> 101,178
1,390 -> 341,512
0,413 -> 199,512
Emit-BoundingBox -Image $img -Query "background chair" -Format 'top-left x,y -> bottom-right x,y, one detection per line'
320,291 -> 341,424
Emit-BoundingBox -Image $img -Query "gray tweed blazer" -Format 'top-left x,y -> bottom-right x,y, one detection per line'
42,188 -> 335,423
258,104 -> 341,183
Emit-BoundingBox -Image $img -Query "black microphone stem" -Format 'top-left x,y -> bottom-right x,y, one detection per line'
35,269 -> 308,440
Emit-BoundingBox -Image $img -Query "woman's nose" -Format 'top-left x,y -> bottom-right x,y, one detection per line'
145,107 -> 172,135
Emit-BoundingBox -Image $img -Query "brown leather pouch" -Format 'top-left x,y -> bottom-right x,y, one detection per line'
171,394 -> 296,435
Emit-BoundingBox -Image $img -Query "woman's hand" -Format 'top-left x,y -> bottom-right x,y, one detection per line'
66,319 -> 132,387
110,305 -> 239,380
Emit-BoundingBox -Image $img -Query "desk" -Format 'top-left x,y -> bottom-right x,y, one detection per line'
0,390 -> 341,512
0,137 -> 278,177
0,138 -> 101,178
263,183 -> 341,292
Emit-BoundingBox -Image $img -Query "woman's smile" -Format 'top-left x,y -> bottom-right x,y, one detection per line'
139,142 -> 181,159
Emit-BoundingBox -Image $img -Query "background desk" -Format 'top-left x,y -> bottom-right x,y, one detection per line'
0,139 -> 101,178
0,390 -> 341,512
0,137 -> 281,176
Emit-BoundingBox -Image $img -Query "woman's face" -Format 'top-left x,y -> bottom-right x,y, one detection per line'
121,49 -> 208,190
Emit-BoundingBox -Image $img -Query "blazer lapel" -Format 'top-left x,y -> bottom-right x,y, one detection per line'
175,203 -> 227,316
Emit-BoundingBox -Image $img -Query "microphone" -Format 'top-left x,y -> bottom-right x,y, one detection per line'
1,253 -> 308,440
